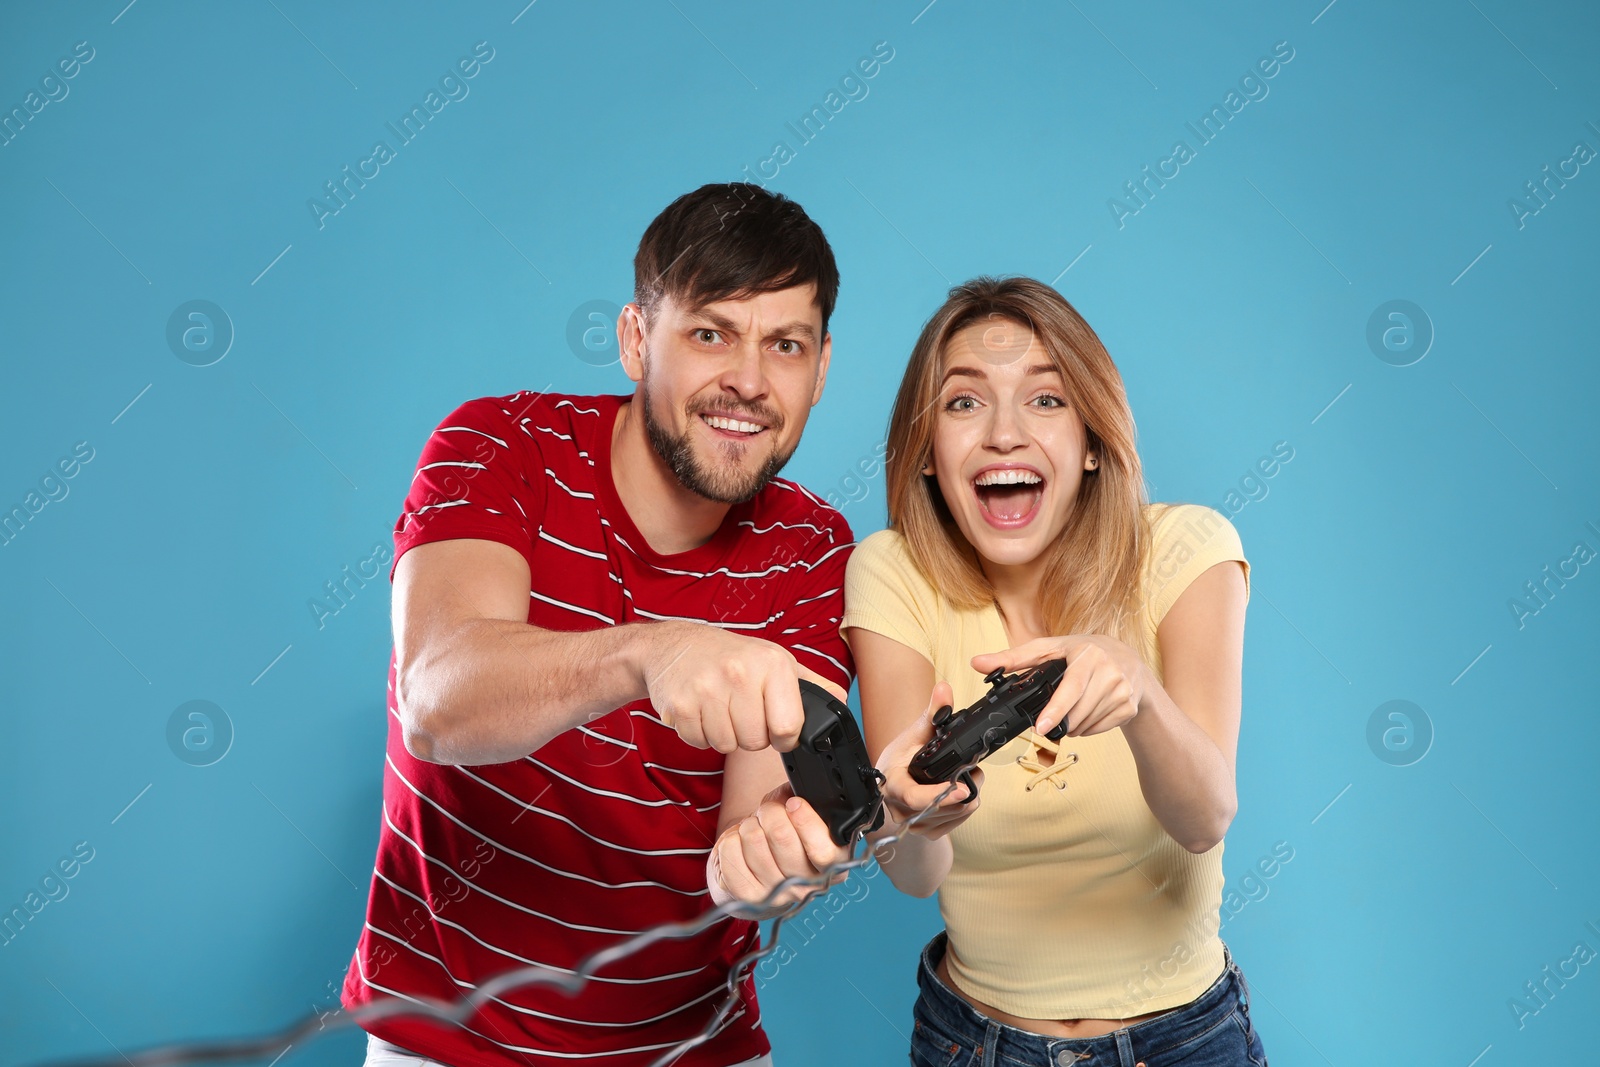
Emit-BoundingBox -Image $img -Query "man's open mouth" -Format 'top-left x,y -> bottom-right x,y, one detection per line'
972,466 -> 1045,527
699,412 -> 769,439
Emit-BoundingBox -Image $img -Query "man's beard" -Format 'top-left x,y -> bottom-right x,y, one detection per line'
640,379 -> 794,505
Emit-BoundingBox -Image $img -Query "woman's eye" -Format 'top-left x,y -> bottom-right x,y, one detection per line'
944,395 -> 978,412
1035,394 -> 1066,409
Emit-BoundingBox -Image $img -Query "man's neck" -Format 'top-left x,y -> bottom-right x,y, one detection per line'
610,396 -> 730,556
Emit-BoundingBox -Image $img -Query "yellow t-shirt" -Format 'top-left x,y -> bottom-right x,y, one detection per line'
841,502 -> 1250,1020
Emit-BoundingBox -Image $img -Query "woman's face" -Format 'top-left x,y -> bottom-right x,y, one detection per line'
927,317 -> 1096,571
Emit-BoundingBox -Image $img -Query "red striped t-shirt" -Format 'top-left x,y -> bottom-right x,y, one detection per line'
341,390 -> 855,1066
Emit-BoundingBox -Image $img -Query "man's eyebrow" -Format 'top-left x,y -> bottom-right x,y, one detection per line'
767,320 -> 817,343
686,308 -> 742,334
684,310 -> 817,344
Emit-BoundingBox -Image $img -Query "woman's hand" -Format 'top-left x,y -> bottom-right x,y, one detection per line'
873,681 -> 985,840
971,635 -> 1152,738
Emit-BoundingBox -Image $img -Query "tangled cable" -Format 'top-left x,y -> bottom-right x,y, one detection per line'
36,767 -> 976,1067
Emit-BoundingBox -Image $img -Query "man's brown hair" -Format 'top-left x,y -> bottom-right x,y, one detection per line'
634,183 -> 840,334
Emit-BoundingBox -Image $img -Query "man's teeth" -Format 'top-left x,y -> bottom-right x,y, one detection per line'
703,415 -> 764,434
974,469 -> 1043,486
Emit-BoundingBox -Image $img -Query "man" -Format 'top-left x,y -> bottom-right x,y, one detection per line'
342,183 -> 856,1066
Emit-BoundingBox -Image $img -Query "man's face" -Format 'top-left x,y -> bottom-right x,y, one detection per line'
621,283 -> 832,504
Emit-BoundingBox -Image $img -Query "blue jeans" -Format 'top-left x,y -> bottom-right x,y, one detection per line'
910,932 -> 1267,1067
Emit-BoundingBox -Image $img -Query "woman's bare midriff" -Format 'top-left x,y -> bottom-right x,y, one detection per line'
935,949 -> 1165,1039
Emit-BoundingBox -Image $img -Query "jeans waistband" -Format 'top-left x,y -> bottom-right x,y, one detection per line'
915,931 -> 1248,1066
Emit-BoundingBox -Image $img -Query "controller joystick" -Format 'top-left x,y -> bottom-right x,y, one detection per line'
781,681 -> 886,846
907,659 -> 1068,803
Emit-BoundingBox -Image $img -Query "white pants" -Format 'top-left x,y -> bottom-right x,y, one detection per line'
363,1033 -> 775,1067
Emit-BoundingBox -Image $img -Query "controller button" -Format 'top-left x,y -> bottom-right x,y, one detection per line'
985,667 -> 1007,687
932,704 -> 954,728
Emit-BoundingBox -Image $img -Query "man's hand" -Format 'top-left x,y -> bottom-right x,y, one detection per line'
709,783 -> 849,910
872,681 -> 984,841
640,622 -> 844,753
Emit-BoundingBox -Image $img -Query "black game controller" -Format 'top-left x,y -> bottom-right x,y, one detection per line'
908,659 -> 1068,802
782,681 -> 886,846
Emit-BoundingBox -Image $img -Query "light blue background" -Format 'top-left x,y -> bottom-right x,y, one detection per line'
3,1 -> 1597,1064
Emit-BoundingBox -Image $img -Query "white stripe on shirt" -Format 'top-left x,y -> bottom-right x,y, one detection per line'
540,529 -> 608,560
438,425 -> 508,447
363,919 -> 727,1027
546,469 -> 595,499
414,460 -> 488,483
353,962 -> 727,1059
387,756 -> 706,894
451,765 -> 713,857
523,756 -> 698,809
368,860 -> 709,980
528,589 -> 615,625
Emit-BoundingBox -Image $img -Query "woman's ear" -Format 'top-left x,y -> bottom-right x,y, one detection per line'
1083,453 -> 1098,471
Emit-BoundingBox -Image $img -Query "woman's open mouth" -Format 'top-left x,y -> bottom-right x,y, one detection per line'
972,466 -> 1044,529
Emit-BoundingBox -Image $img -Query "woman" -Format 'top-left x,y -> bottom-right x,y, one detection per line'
847,277 -> 1268,1065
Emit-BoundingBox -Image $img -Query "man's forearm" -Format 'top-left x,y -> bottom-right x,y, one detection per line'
399,617 -> 687,765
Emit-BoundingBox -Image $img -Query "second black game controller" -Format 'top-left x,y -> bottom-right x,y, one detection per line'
907,658 -> 1068,802
782,680 -> 887,846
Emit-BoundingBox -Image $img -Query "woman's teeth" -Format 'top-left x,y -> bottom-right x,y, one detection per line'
973,469 -> 1044,524
973,469 -> 1042,486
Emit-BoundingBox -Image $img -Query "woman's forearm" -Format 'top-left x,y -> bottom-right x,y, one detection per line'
867,824 -> 952,898
1121,670 -> 1237,853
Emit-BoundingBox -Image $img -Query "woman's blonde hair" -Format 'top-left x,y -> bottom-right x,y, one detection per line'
885,276 -> 1149,644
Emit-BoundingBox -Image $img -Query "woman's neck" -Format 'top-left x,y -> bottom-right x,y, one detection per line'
982,557 -> 1048,644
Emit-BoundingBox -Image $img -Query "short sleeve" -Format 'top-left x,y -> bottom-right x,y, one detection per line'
763,507 -> 857,693
390,396 -> 545,582
841,529 -> 938,664
1142,503 -> 1250,627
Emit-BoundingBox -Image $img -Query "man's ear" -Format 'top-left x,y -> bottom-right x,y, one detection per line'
618,303 -> 647,384
811,331 -> 832,406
